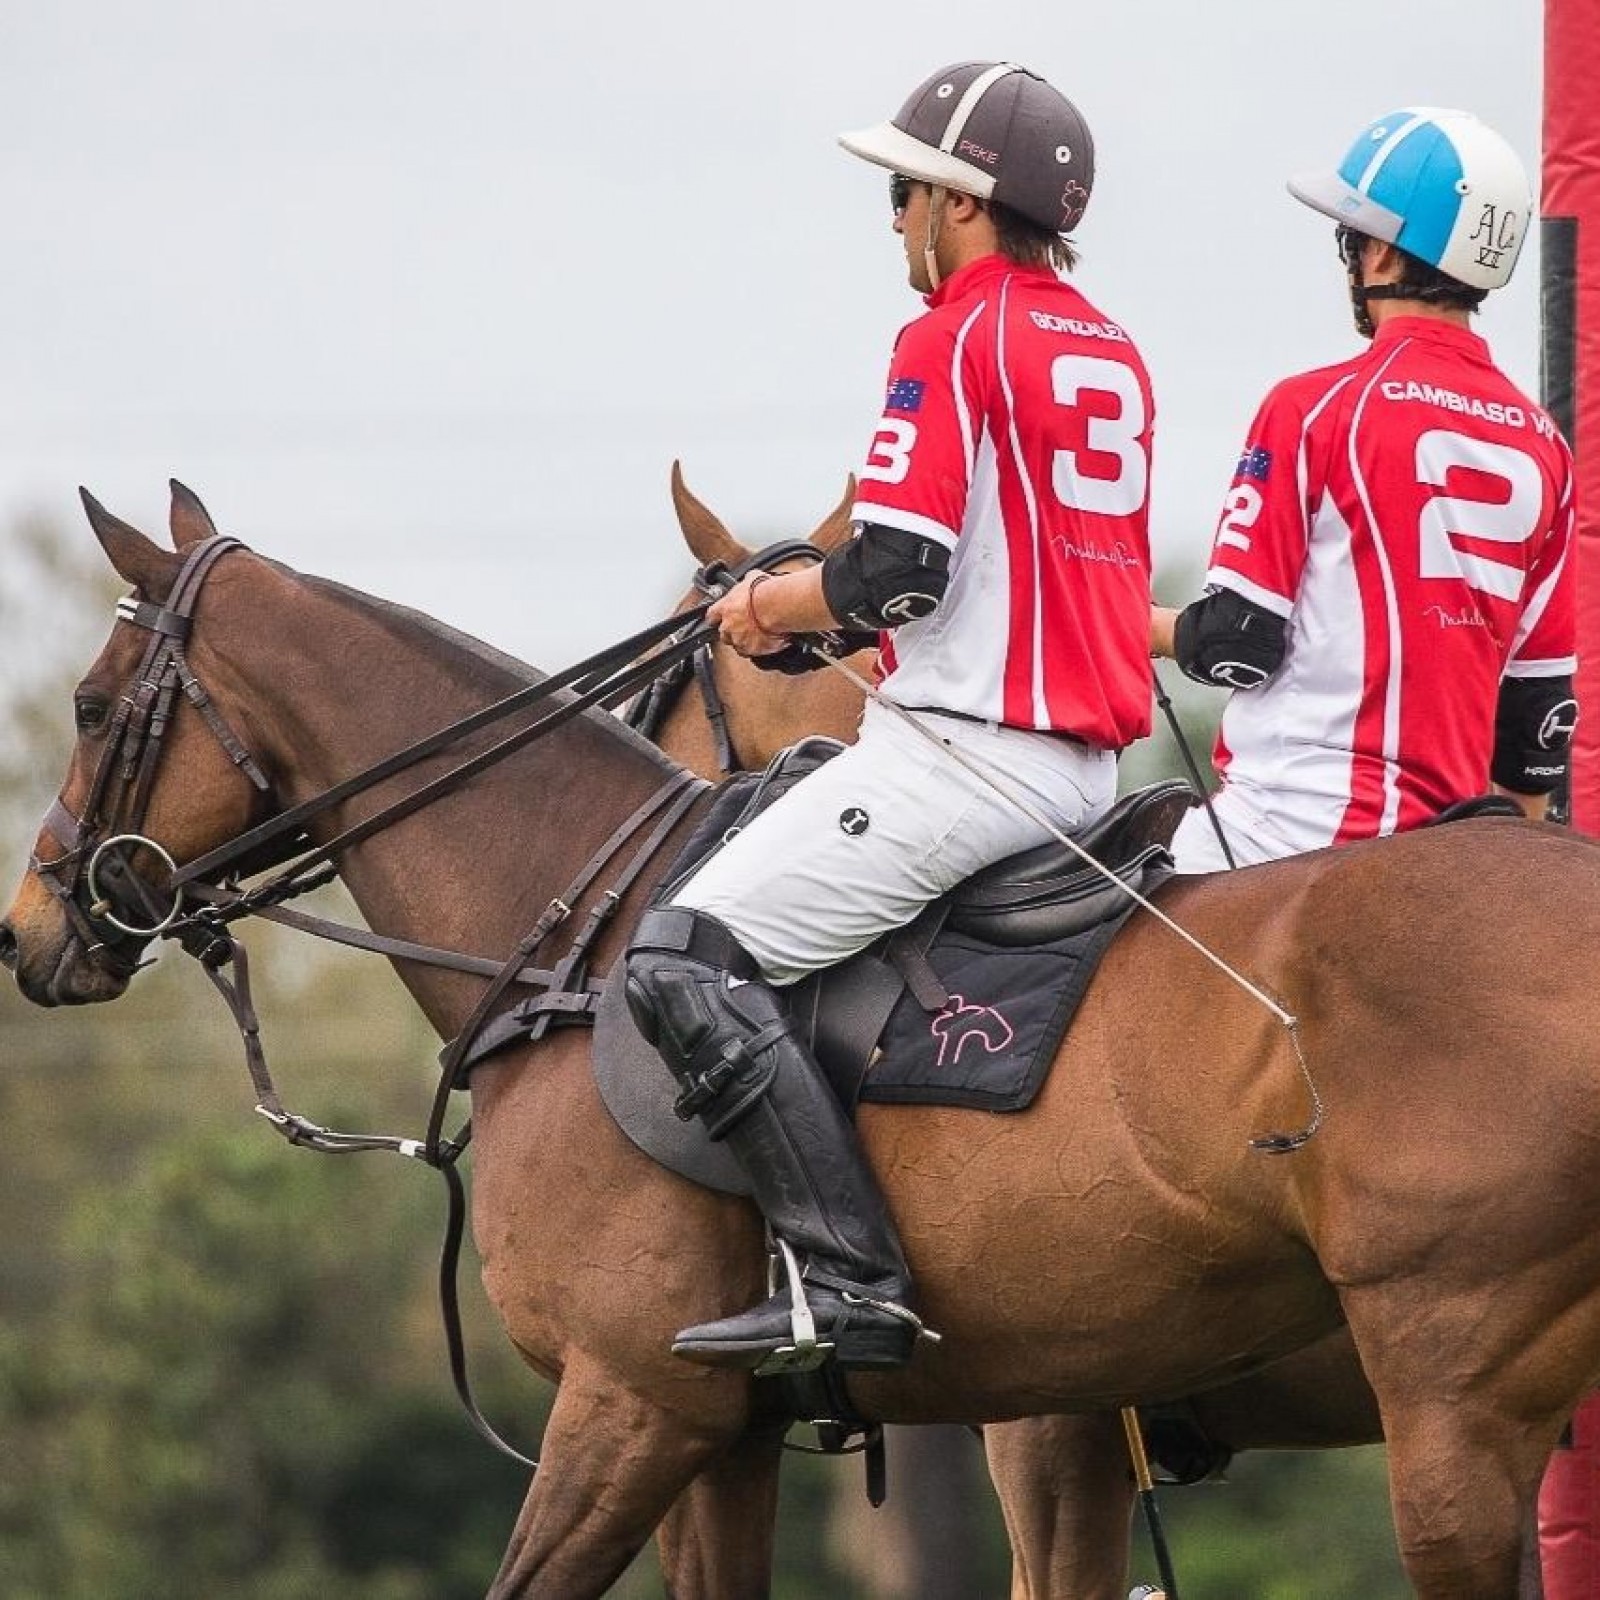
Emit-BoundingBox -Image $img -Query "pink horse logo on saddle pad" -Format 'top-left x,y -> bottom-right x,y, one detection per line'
930,993 -> 1015,1067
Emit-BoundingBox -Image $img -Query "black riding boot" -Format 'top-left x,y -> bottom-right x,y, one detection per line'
626,905 -> 925,1373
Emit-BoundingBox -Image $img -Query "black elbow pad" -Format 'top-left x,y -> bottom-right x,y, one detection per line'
1492,675 -> 1578,794
821,523 -> 951,631
1172,588 -> 1289,689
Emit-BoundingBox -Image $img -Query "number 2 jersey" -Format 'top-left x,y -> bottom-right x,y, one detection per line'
851,254 -> 1155,750
1200,315 -> 1575,844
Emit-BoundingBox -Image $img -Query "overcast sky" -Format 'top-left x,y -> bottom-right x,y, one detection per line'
1,1 -> 1547,663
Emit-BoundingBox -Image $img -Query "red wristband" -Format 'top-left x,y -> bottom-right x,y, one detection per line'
747,573 -> 781,637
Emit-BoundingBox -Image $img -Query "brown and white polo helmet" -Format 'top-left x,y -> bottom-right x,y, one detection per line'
838,61 -> 1095,235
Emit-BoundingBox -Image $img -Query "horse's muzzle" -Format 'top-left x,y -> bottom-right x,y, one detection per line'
1,889 -> 133,1007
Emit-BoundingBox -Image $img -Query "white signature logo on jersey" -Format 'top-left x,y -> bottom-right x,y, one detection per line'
1052,534 -> 1141,569
1423,603 -> 1489,630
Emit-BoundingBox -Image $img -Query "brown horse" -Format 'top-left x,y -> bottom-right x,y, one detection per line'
7,485 -> 1600,1600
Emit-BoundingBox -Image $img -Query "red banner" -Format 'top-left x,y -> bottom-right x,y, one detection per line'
1546,0 -> 1600,828
1539,3 -> 1600,1591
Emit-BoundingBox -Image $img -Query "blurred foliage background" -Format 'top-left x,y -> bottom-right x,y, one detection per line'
0,509 -> 1413,1598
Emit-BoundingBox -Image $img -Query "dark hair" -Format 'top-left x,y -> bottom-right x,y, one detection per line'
1393,247 -> 1487,315
989,198 -> 1078,273
1339,226 -> 1485,316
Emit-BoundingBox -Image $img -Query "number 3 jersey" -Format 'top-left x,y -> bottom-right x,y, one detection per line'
1204,315 -> 1575,842
850,255 -> 1155,750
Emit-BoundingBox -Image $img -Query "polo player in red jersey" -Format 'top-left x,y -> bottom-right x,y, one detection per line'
625,61 -> 1156,1373
1152,107 -> 1576,870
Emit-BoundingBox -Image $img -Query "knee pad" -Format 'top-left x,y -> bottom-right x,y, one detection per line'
624,905 -> 755,1043
624,906 -> 785,1136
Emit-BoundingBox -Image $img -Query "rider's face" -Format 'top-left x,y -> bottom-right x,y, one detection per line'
892,177 -> 934,292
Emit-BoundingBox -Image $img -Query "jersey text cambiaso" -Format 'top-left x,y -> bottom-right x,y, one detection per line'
1204,315 -> 1576,842
851,254 -> 1155,750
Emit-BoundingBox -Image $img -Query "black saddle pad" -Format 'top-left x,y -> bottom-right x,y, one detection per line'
861,907 -> 1136,1110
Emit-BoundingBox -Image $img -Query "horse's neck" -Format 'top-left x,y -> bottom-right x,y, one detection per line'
205,560 -> 680,1037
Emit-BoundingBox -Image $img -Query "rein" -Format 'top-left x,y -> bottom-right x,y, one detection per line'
622,539 -> 825,774
33,532 -> 814,1471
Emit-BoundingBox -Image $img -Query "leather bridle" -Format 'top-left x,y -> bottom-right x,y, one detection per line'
29,535 -> 270,976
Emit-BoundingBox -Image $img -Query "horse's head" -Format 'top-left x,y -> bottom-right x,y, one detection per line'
655,462 -> 867,773
1,483 -> 273,1005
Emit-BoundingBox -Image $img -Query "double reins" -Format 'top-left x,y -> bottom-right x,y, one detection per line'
170,593 -> 719,901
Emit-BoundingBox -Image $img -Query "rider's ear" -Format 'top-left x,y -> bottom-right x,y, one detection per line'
79,488 -> 182,599
168,480 -> 220,548
810,474 -> 859,553
671,460 -> 748,566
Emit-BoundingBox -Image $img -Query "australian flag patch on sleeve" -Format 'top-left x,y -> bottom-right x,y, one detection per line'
1236,443 -> 1272,482
886,377 -> 926,413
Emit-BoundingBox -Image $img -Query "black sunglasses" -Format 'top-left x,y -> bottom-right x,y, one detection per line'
890,173 -> 916,215
1335,224 -> 1365,268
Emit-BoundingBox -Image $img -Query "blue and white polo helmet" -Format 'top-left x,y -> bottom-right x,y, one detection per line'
1288,108 -> 1532,291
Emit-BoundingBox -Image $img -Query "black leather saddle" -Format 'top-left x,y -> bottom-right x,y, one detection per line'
946,780 -> 1196,945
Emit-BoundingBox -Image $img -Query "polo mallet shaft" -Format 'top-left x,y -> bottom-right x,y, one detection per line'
1151,665 -> 1236,871
1122,1406 -> 1182,1600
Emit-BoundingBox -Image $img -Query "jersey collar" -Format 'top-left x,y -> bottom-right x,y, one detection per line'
1371,315 -> 1491,362
924,253 -> 1056,308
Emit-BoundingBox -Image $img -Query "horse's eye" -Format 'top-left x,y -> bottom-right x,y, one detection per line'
74,697 -> 109,733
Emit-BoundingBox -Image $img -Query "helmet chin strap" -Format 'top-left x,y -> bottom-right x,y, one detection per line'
923,185 -> 948,292
1350,273 -> 1434,339
1342,238 -> 1377,340
1340,227 -> 1421,339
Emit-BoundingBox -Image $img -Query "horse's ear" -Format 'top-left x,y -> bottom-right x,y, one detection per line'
809,473 -> 858,553
169,479 -> 219,548
670,460 -> 747,565
79,488 -> 182,598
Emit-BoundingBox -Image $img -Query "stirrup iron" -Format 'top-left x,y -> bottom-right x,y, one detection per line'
752,1239 -> 834,1377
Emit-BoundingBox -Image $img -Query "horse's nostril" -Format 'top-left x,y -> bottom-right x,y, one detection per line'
0,920 -> 18,972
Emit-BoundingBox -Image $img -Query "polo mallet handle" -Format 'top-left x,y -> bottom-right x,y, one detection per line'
1122,1406 -> 1182,1600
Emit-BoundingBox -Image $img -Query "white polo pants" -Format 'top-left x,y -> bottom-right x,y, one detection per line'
672,698 -> 1116,986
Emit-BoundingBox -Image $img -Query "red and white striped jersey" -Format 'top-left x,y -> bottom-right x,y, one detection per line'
1204,315 -> 1576,842
851,255 -> 1154,750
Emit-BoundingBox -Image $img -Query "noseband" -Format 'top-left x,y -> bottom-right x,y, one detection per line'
30,536 -> 269,973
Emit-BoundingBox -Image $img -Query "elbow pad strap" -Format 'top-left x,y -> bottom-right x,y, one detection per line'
821,523 -> 951,631
1173,588 -> 1288,689
1492,675 -> 1578,794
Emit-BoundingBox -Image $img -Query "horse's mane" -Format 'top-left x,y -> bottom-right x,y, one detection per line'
295,569 -> 679,772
